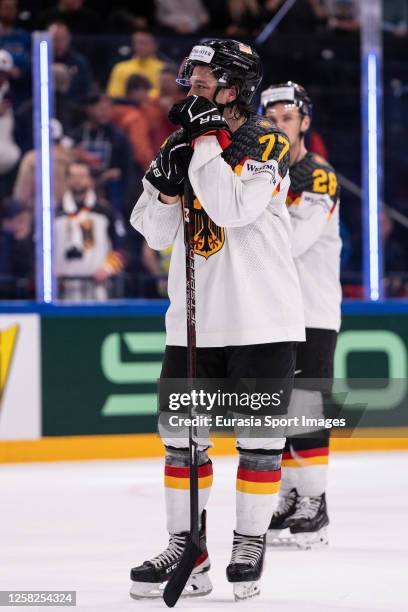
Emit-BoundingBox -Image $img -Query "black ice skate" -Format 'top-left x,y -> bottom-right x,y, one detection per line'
287,492 -> 329,549
266,488 -> 298,546
226,531 -> 266,601
129,511 -> 212,599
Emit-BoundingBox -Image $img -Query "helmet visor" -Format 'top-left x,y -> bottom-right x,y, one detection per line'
261,85 -> 298,109
261,84 -> 311,116
176,45 -> 229,88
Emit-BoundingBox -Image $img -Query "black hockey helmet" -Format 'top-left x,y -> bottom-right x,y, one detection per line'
176,39 -> 263,104
260,81 -> 312,117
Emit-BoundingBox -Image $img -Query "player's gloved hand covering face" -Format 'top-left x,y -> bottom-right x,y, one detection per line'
168,95 -> 232,149
145,129 -> 193,197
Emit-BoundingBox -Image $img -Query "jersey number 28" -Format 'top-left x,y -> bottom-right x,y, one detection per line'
312,169 -> 337,196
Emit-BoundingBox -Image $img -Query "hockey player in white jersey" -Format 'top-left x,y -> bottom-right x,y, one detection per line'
129,41 -> 305,601
261,82 -> 342,549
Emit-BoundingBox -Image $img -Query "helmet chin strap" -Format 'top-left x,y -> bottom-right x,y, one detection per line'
213,86 -> 226,113
213,85 -> 236,114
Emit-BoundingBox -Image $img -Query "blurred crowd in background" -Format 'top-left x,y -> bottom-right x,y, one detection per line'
0,0 -> 407,300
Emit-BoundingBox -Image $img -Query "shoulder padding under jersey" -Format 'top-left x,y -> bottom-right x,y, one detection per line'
289,152 -> 340,206
222,113 -> 290,178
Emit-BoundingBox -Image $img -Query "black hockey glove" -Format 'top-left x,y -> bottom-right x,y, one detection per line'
145,129 -> 193,197
168,95 -> 232,149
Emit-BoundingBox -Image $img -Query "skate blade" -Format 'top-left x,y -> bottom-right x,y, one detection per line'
266,528 -> 298,548
130,571 -> 213,600
293,526 -> 329,550
233,580 -> 261,602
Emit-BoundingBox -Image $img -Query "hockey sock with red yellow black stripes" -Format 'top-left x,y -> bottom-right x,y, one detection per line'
235,448 -> 282,536
282,430 -> 330,497
164,446 -> 213,534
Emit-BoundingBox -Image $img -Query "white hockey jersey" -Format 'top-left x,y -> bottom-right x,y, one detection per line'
131,114 -> 305,347
287,152 -> 342,332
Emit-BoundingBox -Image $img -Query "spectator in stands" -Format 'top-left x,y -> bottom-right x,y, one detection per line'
383,0 -> 408,38
106,30 -> 164,99
381,208 -> 407,273
51,62 -> 81,133
0,197 -> 33,298
323,0 -> 360,33
111,74 -> 155,171
154,0 -> 209,35
381,208 -> 408,297
0,0 -> 30,101
143,64 -> 184,154
69,93 -> 133,212
142,242 -> 172,297
80,0 -> 154,32
0,49 -> 20,198
224,0 -> 261,36
111,69 -> 183,171
110,65 -> 184,221
37,0 -> 102,34
0,46 -> 12,99
14,118 -> 74,209
107,11 -> 147,33
75,1 -> 155,32
200,0 -> 229,33
0,1 -> 29,66
48,21 -> 93,101
260,0 -> 324,34
121,73 -> 152,105
117,66 -> 183,288
54,161 -> 125,301
15,62 -> 80,152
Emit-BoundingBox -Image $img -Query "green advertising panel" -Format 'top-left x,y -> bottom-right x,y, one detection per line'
42,316 -> 165,436
334,316 -> 408,429
41,312 -> 408,436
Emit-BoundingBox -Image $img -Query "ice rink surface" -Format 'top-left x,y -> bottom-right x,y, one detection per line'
1,452 -> 407,612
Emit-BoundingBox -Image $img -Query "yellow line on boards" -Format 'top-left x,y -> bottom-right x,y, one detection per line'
0,429 -> 408,463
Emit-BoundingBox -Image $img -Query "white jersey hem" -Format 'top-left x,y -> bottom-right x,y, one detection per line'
304,318 -> 341,333
165,325 -> 306,348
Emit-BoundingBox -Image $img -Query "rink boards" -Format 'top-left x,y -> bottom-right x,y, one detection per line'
0,300 -> 407,461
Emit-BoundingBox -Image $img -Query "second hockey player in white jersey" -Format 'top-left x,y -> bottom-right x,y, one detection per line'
129,41 -> 305,601
261,81 -> 342,549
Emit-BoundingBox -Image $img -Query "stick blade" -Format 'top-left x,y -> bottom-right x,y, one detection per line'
163,537 -> 200,608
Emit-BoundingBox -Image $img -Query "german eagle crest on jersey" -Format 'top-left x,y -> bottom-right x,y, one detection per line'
182,113 -> 289,259
182,195 -> 225,258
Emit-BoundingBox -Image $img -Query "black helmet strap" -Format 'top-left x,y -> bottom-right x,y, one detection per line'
213,84 -> 225,112
213,72 -> 245,114
213,84 -> 238,114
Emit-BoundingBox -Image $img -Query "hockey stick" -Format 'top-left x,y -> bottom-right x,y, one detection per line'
163,177 -> 200,608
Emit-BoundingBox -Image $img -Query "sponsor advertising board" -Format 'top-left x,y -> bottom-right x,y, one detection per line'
41,313 -> 408,436
0,315 -> 41,440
